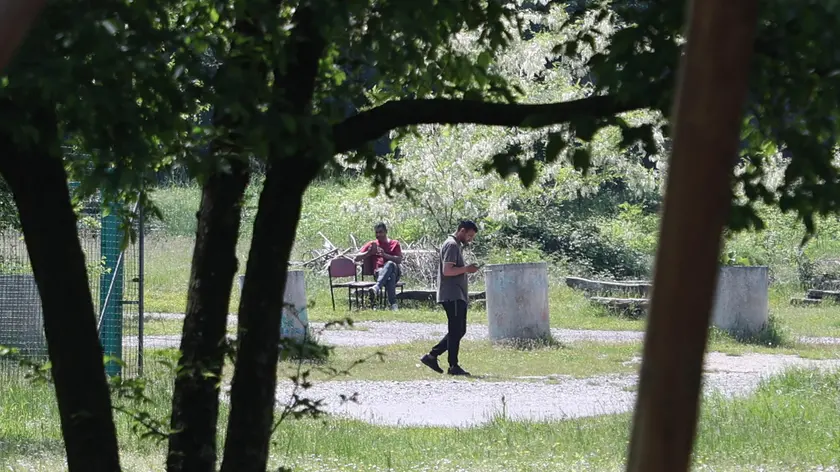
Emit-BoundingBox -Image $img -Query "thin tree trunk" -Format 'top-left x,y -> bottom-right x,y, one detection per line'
166,11 -> 266,470
0,104 -> 121,471
220,6 -> 325,470
219,163 -> 316,472
167,158 -> 249,472
625,1 -> 759,471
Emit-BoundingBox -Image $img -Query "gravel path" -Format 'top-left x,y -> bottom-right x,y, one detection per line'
129,322 -> 643,349
261,352 -> 840,427
135,342 -> 838,428
139,315 -> 840,347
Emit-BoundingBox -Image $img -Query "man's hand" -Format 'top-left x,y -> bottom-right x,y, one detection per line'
376,247 -> 384,256
466,263 -> 480,274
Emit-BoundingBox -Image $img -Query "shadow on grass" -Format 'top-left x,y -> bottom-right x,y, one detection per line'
709,313 -> 790,348
491,334 -> 565,351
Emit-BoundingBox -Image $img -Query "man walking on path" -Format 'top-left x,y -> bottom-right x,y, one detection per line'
421,220 -> 480,376
355,222 -> 403,311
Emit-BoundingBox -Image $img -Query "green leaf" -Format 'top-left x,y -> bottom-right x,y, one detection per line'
573,118 -> 600,142
544,132 -> 567,163
570,148 -> 592,174
518,160 -> 537,188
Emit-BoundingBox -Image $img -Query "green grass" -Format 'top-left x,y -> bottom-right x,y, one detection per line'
289,340 -> 643,382
2,368 -> 840,471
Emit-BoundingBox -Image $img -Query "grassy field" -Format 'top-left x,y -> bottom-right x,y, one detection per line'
3,181 -> 840,470
1,366 -> 839,471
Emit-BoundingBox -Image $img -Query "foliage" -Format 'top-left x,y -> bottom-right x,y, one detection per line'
562,0 -> 840,235
0,0 -> 209,220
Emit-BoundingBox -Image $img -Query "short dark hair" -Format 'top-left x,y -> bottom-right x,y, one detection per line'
458,220 -> 478,232
374,222 -> 387,232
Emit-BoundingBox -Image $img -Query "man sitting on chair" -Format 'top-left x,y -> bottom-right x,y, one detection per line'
354,222 -> 403,311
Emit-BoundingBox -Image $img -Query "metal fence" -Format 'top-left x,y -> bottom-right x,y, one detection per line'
0,188 -> 144,381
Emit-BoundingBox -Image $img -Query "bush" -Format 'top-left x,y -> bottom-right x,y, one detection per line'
500,187 -> 657,279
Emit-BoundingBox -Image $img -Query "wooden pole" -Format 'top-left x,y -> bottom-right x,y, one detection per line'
0,0 -> 46,72
625,1 -> 760,471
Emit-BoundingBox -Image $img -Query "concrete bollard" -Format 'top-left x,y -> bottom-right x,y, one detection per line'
711,266 -> 769,338
484,262 -> 551,341
237,270 -> 309,342
0,274 -> 47,358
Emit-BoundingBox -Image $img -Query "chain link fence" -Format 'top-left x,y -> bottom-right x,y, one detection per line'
0,187 -> 144,381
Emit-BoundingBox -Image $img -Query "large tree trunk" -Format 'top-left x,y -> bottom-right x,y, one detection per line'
0,104 -> 121,471
166,158 -> 249,472
625,1 -> 759,471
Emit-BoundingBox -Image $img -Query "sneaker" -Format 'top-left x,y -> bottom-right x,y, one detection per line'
367,285 -> 378,305
447,365 -> 471,376
420,354 -> 443,374
390,303 -> 398,311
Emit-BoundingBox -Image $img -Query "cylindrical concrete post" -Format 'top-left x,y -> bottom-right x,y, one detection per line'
484,262 -> 550,341
0,274 -> 47,359
237,271 -> 309,342
711,266 -> 769,337
281,270 -> 309,341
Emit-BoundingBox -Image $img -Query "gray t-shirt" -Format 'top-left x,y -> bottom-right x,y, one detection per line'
437,235 -> 468,303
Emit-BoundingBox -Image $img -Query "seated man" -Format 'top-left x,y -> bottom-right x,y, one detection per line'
354,222 -> 403,310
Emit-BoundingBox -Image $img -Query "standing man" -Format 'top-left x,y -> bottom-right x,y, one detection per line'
355,222 -> 403,311
421,220 -> 480,376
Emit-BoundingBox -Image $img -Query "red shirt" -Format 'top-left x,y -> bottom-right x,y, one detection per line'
360,239 -> 402,270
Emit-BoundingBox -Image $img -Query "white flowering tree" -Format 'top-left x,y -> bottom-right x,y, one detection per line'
340,4 -> 666,242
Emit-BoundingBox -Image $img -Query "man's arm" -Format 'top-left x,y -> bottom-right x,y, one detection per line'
441,243 -> 470,276
442,262 -> 469,276
354,242 -> 373,262
383,241 -> 403,265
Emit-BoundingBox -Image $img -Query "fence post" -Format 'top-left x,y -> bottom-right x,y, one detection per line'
99,202 -> 124,377
137,199 -> 144,377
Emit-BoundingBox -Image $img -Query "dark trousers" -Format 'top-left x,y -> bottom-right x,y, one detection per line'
429,299 -> 468,367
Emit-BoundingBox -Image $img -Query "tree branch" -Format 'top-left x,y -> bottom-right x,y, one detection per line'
331,95 -> 648,154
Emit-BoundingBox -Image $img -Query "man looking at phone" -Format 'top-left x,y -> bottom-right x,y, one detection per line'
355,222 -> 403,310
421,220 -> 480,376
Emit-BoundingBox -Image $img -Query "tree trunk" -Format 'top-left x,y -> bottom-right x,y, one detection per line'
220,6 -> 325,470
166,11 -> 267,469
625,1 -> 759,471
0,105 -> 121,471
0,0 -> 45,71
219,162 -> 316,472
167,158 -> 249,472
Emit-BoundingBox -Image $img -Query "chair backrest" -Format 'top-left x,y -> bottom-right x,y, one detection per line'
361,257 -> 376,278
328,257 -> 357,279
